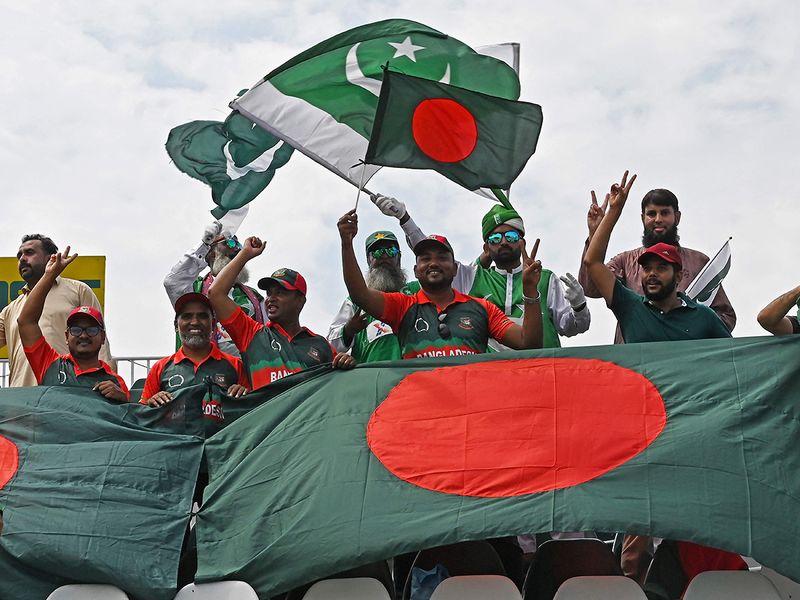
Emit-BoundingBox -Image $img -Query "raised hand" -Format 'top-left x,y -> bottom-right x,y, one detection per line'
45,246 -> 78,277
338,209 -> 359,244
240,236 -> 266,260
587,190 -> 609,235
606,170 -> 637,212
521,238 -> 543,295
371,194 -> 407,220
344,308 -> 369,339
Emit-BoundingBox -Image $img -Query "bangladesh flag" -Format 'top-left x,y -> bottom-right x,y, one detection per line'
196,336 -> 800,597
166,109 -> 294,218
365,70 -> 542,191
0,385 -> 208,600
231,19 -> 520,187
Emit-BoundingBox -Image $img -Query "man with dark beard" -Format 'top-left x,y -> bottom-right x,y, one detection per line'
140,292 -> 248,423
584,171 -> 738,585
164,221 -> 265,356
328,231 -> 420,362
578,179 -> 736,342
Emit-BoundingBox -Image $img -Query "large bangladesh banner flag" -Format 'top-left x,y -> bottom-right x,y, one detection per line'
0,385 -> 208,600
196,336 -> 800,597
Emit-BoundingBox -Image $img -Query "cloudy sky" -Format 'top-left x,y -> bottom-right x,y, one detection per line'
2,1 -> 798,376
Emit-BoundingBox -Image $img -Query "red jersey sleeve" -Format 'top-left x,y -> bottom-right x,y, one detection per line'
140,357 -> 169,403
379,292 -> 416,332
219,306 -> 263,354
23,335 -> 60,384
478,299 -> 514,341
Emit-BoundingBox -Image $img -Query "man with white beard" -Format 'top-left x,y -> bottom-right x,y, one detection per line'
164,221 -> 265,356
328,231 -> 419,363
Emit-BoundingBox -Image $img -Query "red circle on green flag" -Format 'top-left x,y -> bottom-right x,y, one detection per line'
367,358 -> 666,498
0,434 -> 19,491
412,98 -> 478,163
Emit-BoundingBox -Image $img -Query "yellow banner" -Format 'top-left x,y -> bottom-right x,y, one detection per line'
0,256 -> 106,359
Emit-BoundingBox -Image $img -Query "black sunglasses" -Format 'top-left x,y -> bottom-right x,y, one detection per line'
67,325 -> 103,337
437,313 -> 450,339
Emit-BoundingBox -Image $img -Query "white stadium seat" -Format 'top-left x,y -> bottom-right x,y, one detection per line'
303,577 -> 392,600
683,570 -> 782,600
174,580 -> 259,600
429,575 -> 521,600
553,576 -> 647,600
46,584 -> 130,599
753,567 -> 800,600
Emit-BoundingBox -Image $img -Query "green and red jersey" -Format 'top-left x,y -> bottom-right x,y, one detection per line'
221,307 -> 335,390
140,343 -> 248,422
379,288 -> 514,359
23,335 -> 129,399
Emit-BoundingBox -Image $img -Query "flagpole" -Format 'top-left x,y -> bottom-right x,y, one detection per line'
354,160 -> 368,212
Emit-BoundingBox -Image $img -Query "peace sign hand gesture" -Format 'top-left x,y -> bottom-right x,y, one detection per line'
45,246 -> 78,278
587,190 -> 609,235
521,238 -> 542,296
606,170 -> 637,212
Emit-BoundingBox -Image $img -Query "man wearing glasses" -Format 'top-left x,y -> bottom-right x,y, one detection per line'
328,231 -> 420,362
371,196 -> 590,349
164,221 -> 265,356
16,247 -> 128,401
338,210 -> 543,358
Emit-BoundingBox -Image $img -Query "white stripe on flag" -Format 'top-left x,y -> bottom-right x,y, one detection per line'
233,81 -> 381,186
684,238 -> 732,305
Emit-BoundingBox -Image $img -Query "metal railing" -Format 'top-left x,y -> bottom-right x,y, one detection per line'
0,357 -> 161,389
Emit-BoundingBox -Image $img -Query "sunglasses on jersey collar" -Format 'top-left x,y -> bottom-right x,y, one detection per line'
67,325 -> 103,337
369,246 -> 400,259
486,231 -> 522,245
438,313 -> 451,339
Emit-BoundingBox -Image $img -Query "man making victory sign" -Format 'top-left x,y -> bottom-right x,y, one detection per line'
338,209 -> 543,358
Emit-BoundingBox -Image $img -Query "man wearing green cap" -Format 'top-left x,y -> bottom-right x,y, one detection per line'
757,284 -> 800,335
371,195 -> 590,349
328,231 -> 420,362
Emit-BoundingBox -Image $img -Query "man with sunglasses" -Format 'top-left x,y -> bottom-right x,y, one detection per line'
328,231 -> 420,362
208,237 -> 355,391
338,210 -> 543,358
16,247 -> 128,401
372,196 -> 590,349
164,221 -> 265,356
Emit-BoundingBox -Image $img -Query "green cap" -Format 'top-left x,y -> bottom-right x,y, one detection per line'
365,231 -> 399,255
481,205 -> 525,240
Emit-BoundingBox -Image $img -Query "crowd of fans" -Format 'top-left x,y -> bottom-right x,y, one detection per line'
1,169 -> 797,589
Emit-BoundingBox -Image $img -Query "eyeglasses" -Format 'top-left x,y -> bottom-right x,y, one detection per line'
215,237 -> 242,250
67,325 -> 103,337
369,246 -> 400,259
486,231 -> 522,245
438,313 -> 451,339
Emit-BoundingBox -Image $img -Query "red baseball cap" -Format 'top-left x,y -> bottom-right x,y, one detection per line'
174,292 -> 213,315
67,306 -> 105,329
258,268 -> 308,296
638,243 -> 682,267
413,234 -> 454,256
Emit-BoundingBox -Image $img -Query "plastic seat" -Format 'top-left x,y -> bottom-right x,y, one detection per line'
403,540 -> 506,600
522,538 -> 622,600
756,567 -> 800,600
430,575 -> 521,600
683,570 -> 782,599
303,578 -> 393,600
553,576 -> 647,599
286,560 -> 394,600
173,580 -> 259,599
46,584 -> 130,599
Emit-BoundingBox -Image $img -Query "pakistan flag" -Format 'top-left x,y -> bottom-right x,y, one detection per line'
232,19 -> 520,186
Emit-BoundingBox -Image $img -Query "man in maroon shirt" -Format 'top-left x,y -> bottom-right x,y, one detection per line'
578,172 -> 736,343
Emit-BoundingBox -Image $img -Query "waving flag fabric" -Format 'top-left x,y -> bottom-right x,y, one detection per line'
166,110 -> 294,218
196,336 -> 800,597
231,19 -> 521,187
684,238 -> 732,306
366,70 -> 542,190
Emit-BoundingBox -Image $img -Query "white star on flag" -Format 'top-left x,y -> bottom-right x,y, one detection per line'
388,36 -> 425,62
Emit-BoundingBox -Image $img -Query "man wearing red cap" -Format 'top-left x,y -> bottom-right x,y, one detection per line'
208,236 -> 355,391
338,210 -> 543,358
584,171 -> 738,584
140,292 -> 249,422
578,177 -> 735,343
16,247 -> 128,401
